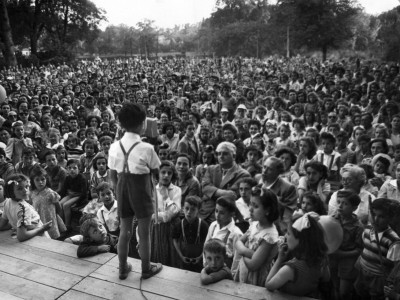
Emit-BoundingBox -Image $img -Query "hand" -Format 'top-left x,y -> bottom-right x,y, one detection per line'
277,243 -> 289,261
384,285 -> 397,298
182,256 -> 191,264
42,221 -> 53,231
370,177 -> 384,188
98,245 -> 111,253
192,257 -> 201,264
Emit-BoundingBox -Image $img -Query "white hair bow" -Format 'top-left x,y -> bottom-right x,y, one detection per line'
292,212 -> 320,232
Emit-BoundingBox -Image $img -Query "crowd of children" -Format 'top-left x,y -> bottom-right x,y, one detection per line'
0,56 -> 400,299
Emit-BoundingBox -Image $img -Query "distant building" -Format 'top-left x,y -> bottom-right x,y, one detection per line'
22,48 -> 31,56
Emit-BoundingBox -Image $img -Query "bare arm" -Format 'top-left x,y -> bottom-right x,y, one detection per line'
200,267 -> 231,285
243,240 -> 277,271
17,221 -> 52,242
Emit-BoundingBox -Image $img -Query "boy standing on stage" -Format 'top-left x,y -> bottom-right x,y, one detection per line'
109,102 -> 162,280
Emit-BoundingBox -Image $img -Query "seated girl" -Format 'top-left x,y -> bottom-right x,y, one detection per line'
0,174 -> 52,241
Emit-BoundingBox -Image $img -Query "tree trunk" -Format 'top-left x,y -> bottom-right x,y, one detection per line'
30,0 -> 42,56
0,0 -> 17,66
322,44 -> 328,61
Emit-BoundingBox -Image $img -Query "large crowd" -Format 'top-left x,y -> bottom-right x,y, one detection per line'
0,56 -> 399,299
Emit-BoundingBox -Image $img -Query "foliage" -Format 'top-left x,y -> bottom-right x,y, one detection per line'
377,6 -> 400,61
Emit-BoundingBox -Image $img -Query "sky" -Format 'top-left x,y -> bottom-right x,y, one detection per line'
93,0 -> 400,30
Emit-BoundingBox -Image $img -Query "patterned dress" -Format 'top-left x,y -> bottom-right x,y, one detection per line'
31,188 -> 66,239
234,221 -> 279,286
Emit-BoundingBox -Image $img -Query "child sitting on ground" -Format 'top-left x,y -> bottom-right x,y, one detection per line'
172,196 -> 209,272
201,238 -> 233,285
0,174 -> 52,241
77,215 -> 118,258
15,147 -> 38,179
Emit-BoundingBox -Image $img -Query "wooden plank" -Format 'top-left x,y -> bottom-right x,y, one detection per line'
105,256 -> 314,300
0,271 -> 63,300
0,254 -> 82,291
73,277 -> 172,300
0,231 -> 115,265
92,264 -> 247,300
0,290 -> 24,300
0,242 -> 100,277
58,290 -> 108,300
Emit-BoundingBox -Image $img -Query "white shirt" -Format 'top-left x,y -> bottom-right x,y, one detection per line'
108,132 -> 160,174
97,201 -> 119,232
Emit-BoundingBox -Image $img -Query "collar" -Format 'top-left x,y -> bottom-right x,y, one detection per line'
96,170 -> 109,179
100,200 -> 117,212
221,164 -> 235,175
156,183 -> 174,191
266,177 -> 280,189
217,219 -> 236,232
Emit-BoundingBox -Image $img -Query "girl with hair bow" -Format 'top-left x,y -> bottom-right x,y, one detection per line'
266,212 -> 330,298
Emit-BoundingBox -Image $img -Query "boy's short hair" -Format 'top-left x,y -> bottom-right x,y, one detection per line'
96,182 -> 112,194
22,147 -> 36,157
118,102 -> 146,131
320,132 -> 336,144
184,195 -> 201,209
237,177 -> 257,188
79,213 -> 96,226
99,135 -> 113,145
203,238 -> 226,257
80,217 -> 99,238
66,158 -> 80,168
337,190 -> 361,207
216,196 -> 237,213
336,130 -> 348,139
371,198 -> 395,219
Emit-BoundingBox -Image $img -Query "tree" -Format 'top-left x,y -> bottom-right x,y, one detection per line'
274,0 -> 360,60
0,0 -> 17,66
6,0 -> 105,58
377,6 -> 400,61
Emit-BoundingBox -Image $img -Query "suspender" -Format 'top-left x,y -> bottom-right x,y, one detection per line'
119,141 -> 140,173
211,223 -> 231,244
320,153 -> 335,171
101,210 -> 110,233
182,218 -> 202,245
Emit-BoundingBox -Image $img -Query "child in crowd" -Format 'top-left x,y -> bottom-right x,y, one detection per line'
371,154 -> 393,188
236,178 -> 257,226
195,145 -> 216,183
96,182 -> 119,237
151,160 -> 181,267
15,147 -> 38,178
294,137 -> 317,177
90,154 -> 112,199
56,145 -> 68,169
274,123 -> 295,150
108,102 -> 162,280
0,174 -> 52,241
98,135 -> 112,159
354,198 -> 400,299
79,138 -> 98,182
201,239 -> 233,285
293,192 -> 327,220
5,121 -> 33,165
46,128 -> 63,149
172,196 -> 209,272
241,145 -> 262,177
205,197 -> 243,270
59,159 -> 88,231
30,166 -> 66,240
266,213 -> 330,297
313,132 -> 341,183
44,149 -> 67,195
65,133 -> 83,160
329,191 -> 363,300
234,188 -> 280,286
77,215 -> 118,258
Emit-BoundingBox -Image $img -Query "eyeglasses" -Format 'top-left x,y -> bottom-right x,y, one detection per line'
328,116 -> 337,119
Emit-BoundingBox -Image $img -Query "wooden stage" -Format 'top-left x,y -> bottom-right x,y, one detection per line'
0,230 -> 314,300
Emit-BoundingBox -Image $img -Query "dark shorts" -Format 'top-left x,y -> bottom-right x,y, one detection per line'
116,173 -> 154,219
354,262 -> 385,298
330,256 -> 358,280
